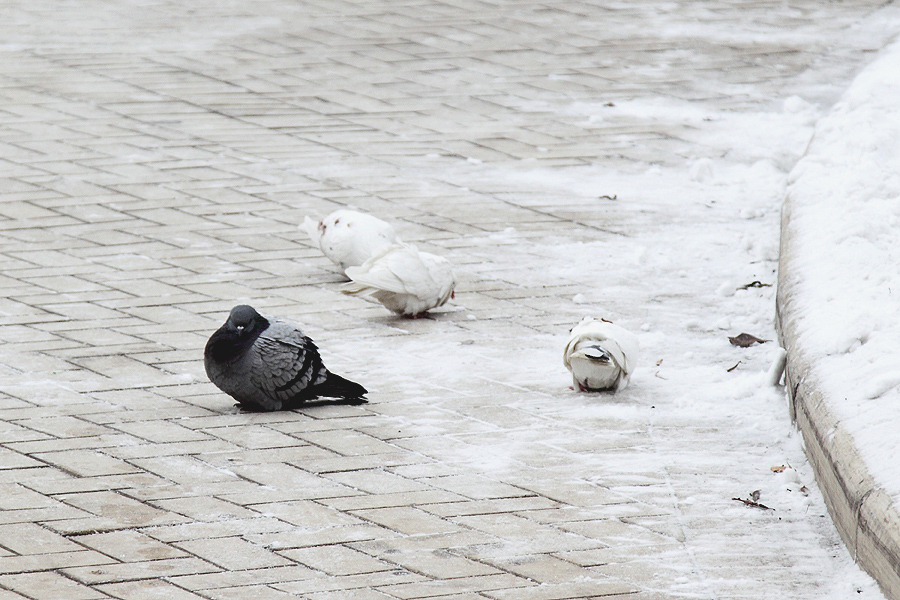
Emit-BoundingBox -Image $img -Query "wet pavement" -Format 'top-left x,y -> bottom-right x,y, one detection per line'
0,1 -> 897,598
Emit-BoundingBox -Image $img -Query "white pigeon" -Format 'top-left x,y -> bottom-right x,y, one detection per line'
341,243 -> 456,317
563,317 -> 639,392
302,209 -> 399,272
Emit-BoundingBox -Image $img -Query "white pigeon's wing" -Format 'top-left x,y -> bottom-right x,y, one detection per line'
419,252 -> 456,307
344,245 -> 426,295
342,218 -> 398,268
342,245 -> 455,315
614,328 -> 639,377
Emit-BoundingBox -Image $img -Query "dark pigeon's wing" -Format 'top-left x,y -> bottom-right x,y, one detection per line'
249,320 -> 327,403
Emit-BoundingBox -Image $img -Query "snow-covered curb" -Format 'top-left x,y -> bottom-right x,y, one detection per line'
777,36 -> 900,599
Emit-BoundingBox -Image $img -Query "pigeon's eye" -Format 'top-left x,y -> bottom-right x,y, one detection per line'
236,325 -> 245,332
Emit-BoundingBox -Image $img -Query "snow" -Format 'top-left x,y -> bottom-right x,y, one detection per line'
786,38 -> 900,506
310,57 -> 895,599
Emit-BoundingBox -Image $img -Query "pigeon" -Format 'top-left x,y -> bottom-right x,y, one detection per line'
204,305 -> 367,411
563,317 -> 639,392
340,243 -> 456,317
302,209 -> 399,272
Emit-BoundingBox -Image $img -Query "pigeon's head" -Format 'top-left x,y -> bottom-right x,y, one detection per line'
227,305 -> 267,334
206,305 -> 270,364
321,211 -> 344,233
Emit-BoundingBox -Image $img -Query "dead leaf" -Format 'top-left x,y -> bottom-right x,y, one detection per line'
729,333 -> 769,347
656,359 -> 663,366
750,489 -> 761,502
771,465 -> 786,473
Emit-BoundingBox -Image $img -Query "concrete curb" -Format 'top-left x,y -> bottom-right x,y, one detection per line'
777,197 -> 900,599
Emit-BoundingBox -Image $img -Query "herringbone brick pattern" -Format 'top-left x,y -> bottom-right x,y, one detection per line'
0,0 -> 894,598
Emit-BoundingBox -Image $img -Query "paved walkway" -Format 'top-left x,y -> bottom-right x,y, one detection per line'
0,1 -> 898,599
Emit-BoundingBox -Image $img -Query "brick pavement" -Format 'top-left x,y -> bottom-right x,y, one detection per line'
0,0 -> 896,598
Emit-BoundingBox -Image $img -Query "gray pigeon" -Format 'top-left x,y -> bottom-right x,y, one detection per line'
204,305 -> 367,411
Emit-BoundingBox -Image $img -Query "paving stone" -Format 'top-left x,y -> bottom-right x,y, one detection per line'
273,569 -> 426,596
95,579 -> 208,600
144,517 -> 296,544
152,496 -> 260,522
0,551 -> 113,576
0,484 -> 62,511
452,513 -> 604,556
0,523 -> 84,555
247,524 -> 399,552
305,589 -> 397,600
175,536 -> 293,571
417,474 -> 535,500
352,507 -> 463,536
350,538 -> 502,580
71,530 -> 189,562
280,544 -> 393,576
421,497 -> 561,518
199,585 -> 305,600
62,557 -> 221,586
24,472 -> 169,497
126,455 -> 243,485
247,500 -> 363,528
54,491 -> 188,528
29,449 -> 140,478
0,0 -> 893,597
0,448 -> 45,470
167,565 -> 323,592
0,571 -> 108,600
13,416 -> 113,439
374,573 -> 531,599
323,468 -> 432,495
483,579 -> 638,600
200,424 -> 304,449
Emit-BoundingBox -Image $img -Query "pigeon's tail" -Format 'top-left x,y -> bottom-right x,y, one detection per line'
301,216 -> 322,249
313,371 -> 368,400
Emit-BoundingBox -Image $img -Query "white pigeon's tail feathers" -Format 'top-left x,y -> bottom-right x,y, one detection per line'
340,279 -> 378,298
302,216 -> 322,250
580,345 -> 612,362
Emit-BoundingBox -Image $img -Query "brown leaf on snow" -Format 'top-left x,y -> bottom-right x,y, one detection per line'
771,465 -> 786,473
729,332 -> 769,347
